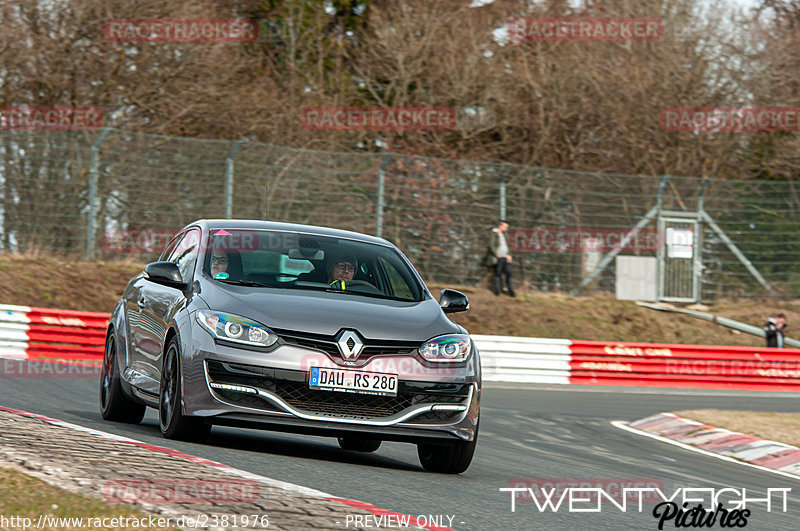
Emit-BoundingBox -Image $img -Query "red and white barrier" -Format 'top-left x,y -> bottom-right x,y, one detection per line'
475,335 -> 800,392
2,305 -> 799,392
568,340 -> 800,391
0,304 -> 109,362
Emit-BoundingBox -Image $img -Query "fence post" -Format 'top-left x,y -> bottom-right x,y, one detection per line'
225,140 -> 244,219
376,154 -> 391,238
499,163 -> 510,221
86,128 -> 112,259
695,178 -> 710,302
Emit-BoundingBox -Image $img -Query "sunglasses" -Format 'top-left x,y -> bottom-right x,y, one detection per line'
211,256 -> 229,265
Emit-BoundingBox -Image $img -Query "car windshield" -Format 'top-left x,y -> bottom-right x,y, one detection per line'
203,229 -> 424,302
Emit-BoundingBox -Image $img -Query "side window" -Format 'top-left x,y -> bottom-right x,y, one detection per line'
159,232 -> 182,261
166,228 -> 200,283
379,257 -> 414,299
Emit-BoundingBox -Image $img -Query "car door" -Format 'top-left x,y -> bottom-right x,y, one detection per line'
128,228 -> 200,395
124,233 -> 181,386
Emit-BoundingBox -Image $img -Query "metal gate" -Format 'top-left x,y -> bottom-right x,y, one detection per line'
658,213 -> 701,302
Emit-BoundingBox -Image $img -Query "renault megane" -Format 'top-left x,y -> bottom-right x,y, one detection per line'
100,220 -> 480,473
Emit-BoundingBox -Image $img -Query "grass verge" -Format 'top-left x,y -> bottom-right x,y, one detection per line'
675,409 -> 800,448
0,467 -> 171,530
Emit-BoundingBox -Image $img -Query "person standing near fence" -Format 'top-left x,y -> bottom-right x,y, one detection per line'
483,220 -> 515,297
764,313 -> 787,348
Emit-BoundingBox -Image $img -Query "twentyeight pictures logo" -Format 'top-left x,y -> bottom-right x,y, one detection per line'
104,19 -> 259,42
509,18 -> 664,41
500,484 -> 791,529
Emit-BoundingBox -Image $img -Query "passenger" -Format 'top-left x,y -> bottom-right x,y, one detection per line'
327,255 -> 357,290
211,249 -> 230,278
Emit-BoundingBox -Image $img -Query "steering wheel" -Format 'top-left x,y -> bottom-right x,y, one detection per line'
345,280 -> 375,287
330,280 -> 383,294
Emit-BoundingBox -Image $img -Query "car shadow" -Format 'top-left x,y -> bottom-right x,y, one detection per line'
204,425 -> 421,472
70,409 -> 421,472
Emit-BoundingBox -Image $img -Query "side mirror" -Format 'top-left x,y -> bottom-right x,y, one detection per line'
439,289 -> 469,314
145,261 -> 187,289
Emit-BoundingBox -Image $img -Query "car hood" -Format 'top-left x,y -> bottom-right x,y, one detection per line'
198,282 -> 461,341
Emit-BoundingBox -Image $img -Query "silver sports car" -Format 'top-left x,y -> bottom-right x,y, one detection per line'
100,220 -> 480,473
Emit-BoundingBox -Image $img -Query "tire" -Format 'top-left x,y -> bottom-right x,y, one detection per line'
337,437 -> 381,453
417,435 -> 478,474
159,337 -> 211,442
100,330 -> 146,424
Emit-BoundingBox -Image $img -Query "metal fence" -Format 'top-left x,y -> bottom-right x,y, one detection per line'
1,128 -> 798,301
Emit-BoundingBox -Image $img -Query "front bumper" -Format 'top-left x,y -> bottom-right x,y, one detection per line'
181,333 -> 481,442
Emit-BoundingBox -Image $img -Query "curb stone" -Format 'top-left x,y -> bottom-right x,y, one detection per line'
0,406 -> 445,530
629,413 -> 800,475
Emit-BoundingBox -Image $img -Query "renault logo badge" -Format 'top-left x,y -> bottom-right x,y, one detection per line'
336,330 -> 364,361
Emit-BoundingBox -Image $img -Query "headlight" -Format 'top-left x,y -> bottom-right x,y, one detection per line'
419,334 -> 471,362
196,310 -> 277,348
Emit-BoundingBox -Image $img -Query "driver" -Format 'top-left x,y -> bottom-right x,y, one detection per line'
327,255 -> 357,289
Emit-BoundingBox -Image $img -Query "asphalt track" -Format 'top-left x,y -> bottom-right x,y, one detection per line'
2,372 -> 800,530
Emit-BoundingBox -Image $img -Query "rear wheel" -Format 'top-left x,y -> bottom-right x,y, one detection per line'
417,433 -> 478,474
337,437 -> 381,453
159,337 -> 211,442
100,331 -> 146,423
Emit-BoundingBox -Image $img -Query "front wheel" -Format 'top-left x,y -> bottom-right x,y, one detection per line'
337,437 -> 381,453
100,331 -> 145,424
159,337 -> 211,442
417,435 -> 477,474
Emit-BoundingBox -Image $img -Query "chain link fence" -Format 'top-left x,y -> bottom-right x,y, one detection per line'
1,128 -> 798,301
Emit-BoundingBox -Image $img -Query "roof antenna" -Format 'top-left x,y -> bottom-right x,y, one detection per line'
265,183 -> 269,221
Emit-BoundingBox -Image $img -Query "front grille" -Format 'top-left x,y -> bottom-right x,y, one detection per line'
274,328 -> 419,364
207,360 -> 469,420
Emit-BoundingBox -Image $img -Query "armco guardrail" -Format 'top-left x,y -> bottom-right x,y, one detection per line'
0,304 -> 108,361
2,305 -> 798,392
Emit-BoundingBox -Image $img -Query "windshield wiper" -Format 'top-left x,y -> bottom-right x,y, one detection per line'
252,282 -> 420,302
217,279 -> 271,288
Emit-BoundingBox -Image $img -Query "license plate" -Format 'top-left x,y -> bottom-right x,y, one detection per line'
309,367 -> 398,397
